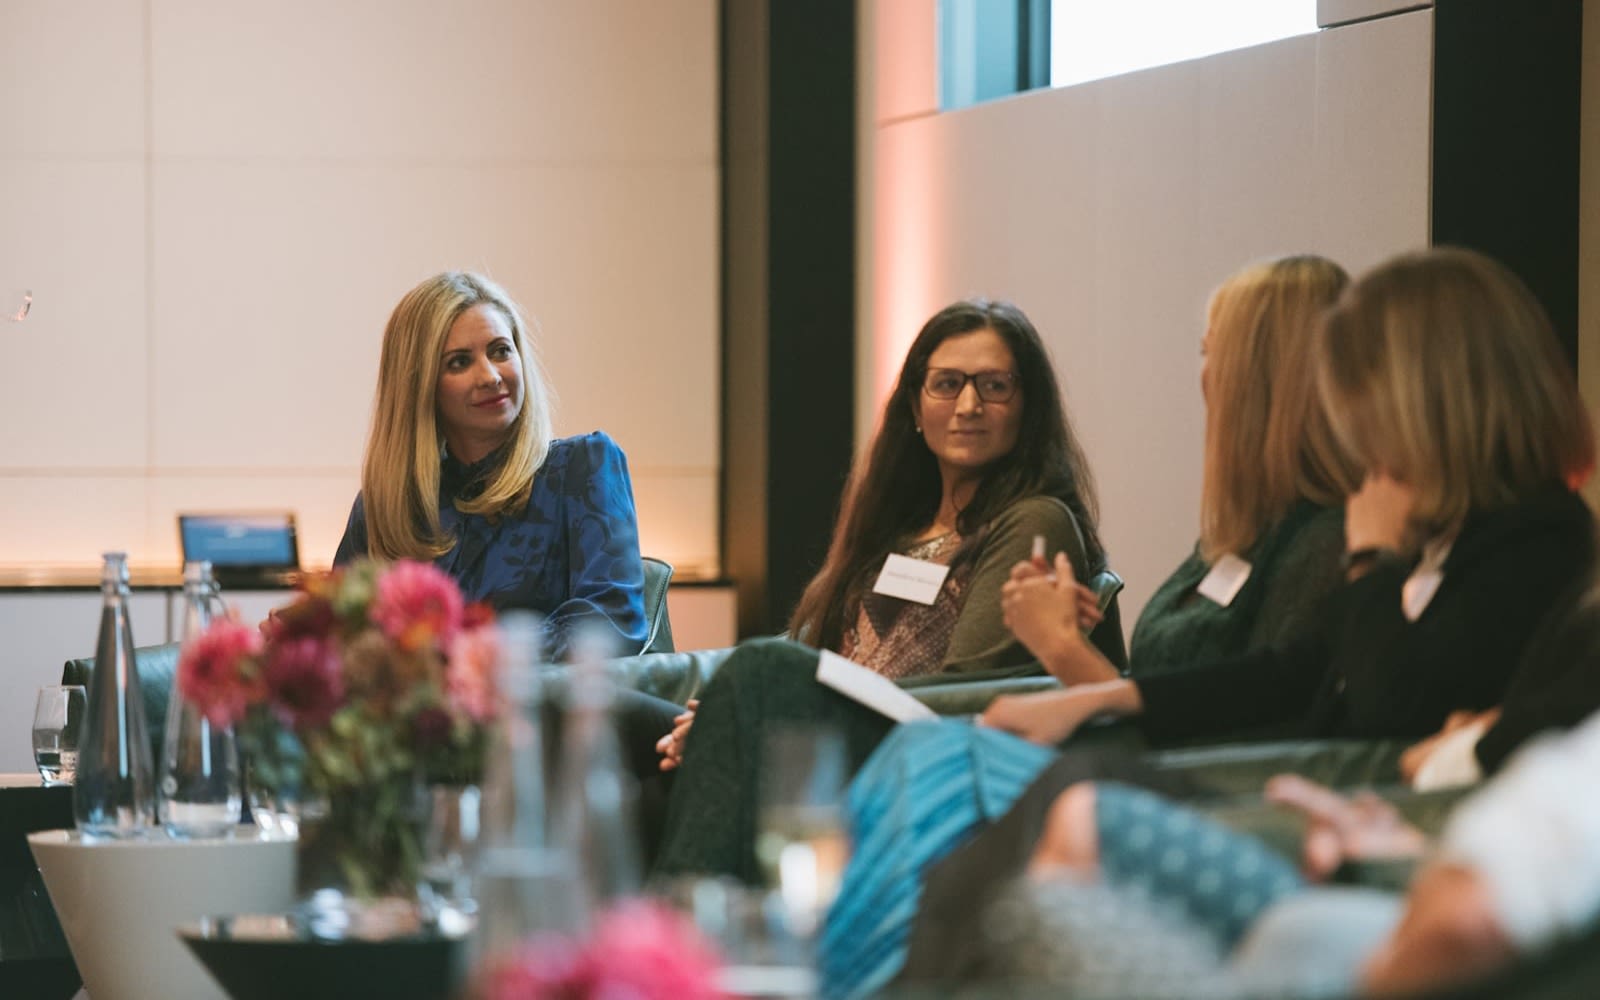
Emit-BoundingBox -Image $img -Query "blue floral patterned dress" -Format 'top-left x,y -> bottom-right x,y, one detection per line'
334,431 -> 647,660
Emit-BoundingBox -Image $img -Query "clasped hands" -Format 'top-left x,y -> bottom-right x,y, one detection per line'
999,550 -> 1102,647
655,698 -> 697,772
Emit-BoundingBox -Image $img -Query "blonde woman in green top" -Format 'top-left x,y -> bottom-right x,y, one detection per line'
1125,255 -> 1356,677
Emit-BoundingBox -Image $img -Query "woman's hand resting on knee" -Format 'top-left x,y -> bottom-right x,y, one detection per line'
655,699 -> 698,772
980,679 -> 1143,746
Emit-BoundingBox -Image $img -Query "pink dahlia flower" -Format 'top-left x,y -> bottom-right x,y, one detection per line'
446,624 -> 501,723
177,620 -> 264,727
585,901 -> 726,1000
370,560 -> 465,653
483,902 -> 724,1000
484,934 -> 589,1000
263,635 -> 345,729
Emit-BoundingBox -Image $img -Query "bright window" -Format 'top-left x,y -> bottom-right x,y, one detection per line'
1051,0 -> 1319,89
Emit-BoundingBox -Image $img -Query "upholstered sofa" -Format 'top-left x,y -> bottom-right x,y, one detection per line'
61,560 -> 1430,846
60,561 -> 1123,755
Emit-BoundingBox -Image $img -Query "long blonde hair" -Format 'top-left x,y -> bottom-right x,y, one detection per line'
1316,247 -> 1594,540
361,271 -> 553,560
1200,255 -> 1355,562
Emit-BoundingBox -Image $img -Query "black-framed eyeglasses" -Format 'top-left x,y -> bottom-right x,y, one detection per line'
922,368 -> 1021,403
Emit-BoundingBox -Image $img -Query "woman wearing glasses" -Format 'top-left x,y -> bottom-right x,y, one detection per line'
651,298 -> 1121,878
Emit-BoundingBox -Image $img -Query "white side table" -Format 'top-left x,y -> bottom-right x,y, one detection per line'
29,830 -> 294,1000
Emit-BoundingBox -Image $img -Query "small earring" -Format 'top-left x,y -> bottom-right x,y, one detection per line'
915,425 -> 922,434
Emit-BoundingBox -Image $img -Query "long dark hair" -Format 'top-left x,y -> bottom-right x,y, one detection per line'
788,299 -> 1104,651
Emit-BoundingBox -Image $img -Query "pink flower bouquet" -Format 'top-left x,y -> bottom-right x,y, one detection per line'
483,900 -> 726,1000
177,558 -> 501,898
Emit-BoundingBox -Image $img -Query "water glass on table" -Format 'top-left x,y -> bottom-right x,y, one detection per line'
755,725 -> 850,939
33,684 -> 87,786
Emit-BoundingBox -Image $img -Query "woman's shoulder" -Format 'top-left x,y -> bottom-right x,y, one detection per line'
1263,502 -> 1345,562
541,431 -> 629,476
977,494 -> 1087,562
987,494 -> 1076,532
546,429 -> 624,459
1455,486 -> 1595,567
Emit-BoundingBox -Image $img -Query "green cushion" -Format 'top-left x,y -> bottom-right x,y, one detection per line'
61,643 -> 178,762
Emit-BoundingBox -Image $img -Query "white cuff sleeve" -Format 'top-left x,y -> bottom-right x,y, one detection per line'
1438,713 -> 1600,948
1410,718 -> 1489,792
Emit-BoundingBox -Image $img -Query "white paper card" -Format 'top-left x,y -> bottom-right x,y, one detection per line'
1197,553 -> 1253,607
1411,715 -> 1491,791
871,553 -> 952,606
816,650 -> 936,723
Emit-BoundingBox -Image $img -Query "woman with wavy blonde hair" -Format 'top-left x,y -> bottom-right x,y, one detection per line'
334,271 -> 647,658
1124,255 -> 1355,678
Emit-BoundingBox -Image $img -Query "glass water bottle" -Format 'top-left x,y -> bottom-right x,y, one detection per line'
549,627 -> 642,920
474,613 -> 584,958
74,552 -> 156,838
159,560 -> 241,838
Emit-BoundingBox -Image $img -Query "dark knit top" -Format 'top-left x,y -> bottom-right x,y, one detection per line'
1135,487 -> 1596,747
1128,503 -> 1345,678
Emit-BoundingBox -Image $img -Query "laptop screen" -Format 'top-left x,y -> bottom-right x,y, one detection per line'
178,512 -> 300,571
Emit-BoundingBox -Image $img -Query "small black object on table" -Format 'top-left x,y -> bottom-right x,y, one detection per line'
0,776 -> 79,1000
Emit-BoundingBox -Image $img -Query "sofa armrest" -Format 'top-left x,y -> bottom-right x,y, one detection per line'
1147,739 -> 1411,798
907,675 -> 1063,716
601,647 -> 737,705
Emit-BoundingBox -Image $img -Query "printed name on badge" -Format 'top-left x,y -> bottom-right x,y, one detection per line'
1197,553 -> 1253,607
871,553 -> 952,606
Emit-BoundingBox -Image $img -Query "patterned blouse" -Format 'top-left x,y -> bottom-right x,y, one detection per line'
334,431 -> 647,661
840,532 -> 970,680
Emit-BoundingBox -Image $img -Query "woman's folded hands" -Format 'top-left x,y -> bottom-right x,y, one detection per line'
656,698 -> 698,772
1002,552 -> 1118,685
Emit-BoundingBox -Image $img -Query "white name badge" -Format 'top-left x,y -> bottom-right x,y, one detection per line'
1402,537 -> 1453,622
1402,569 -> 1444,622
1196,553 -> 1253,607
871,553 -> 952,606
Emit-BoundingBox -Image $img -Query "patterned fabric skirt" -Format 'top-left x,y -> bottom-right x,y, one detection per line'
1093,781 -> 1304,948
820,720 -> 1055,999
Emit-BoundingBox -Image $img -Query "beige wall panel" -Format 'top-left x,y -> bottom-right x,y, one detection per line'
0,161 -> 148,468
150,0 -> 715,163
1311,10 -> 1433,275
629,469 -> 719,581
0,0 -> 146,156
665,586 -> 738,650
1189,38 -> 1320,277
148,161 -> 717,472
0,477 -> 150,565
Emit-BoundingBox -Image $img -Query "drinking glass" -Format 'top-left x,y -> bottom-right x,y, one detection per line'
754,726 -> 850,939
420,783 -> 483,933
33,685 -> 87,786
